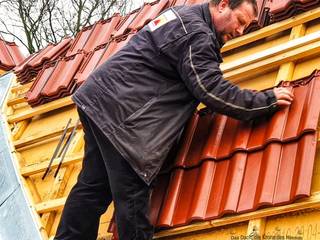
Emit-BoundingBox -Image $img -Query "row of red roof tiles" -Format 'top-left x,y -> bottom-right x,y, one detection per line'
25,0 -> 170,106
26,52 -> 85,106
268,0 -> 320,23
109,70 -> 320,238
247,0 -> 320,32
21,0 -> 320,107
25,34 -> 134,107
15,38 -> 72,84
0,39 -> 25,72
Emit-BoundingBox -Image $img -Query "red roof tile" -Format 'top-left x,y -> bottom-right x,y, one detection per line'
115,0 -> 169,36
243,0 -> 320,33
25,52 -> 86,106
66,15 -> 121,56
266,0 -> 320,24
245,0 -> 270,33
25,32 -> 134,107
108,71 -> 320,237
115,11 -> 140,37
0,38 -> 25,71
128,0 -> 169,31
14,38 -> 72,84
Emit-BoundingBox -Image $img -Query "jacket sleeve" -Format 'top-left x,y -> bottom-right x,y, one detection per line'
176,32 -> 279,121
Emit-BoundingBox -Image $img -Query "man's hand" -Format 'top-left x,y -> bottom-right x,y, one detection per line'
273,87 -> 294,106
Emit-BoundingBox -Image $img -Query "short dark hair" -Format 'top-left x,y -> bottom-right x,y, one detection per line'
211,0 -> 258,17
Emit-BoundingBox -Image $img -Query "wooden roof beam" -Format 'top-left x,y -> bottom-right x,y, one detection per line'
7,96 -> 74,124
20,153 -> 83,177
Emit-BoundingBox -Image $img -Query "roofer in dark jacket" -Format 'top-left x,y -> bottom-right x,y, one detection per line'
54,0 -> 293,239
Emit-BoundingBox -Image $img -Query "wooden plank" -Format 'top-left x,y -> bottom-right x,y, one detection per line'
247,218 -> 266,239
11,120 -> 29,141
24,177 -> 42,203
7,96 -> 26,106
13,123 -> 82,149
0,70 -> 6,76
154,192 -> 320,238
16,135 -> 63,152
20,153 -> 83,176
222,7 -> 320,52
7,96 -> 74,123
10,82 -> 33,93
41,168 -> 69,233
274,25 -> 306,85
14,130 -> 71,149
35,197 -> 67,214
221,30 -> 320,73
275,62 -> 295,85
290,24 -> 307,40
224,39 -> 320,82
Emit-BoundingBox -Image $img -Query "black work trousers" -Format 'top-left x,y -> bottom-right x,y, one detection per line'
54,108 -> 154,240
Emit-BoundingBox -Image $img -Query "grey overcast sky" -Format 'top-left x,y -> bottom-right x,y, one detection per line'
0,0 -> 146,56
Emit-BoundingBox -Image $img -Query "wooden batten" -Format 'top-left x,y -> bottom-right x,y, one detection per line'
7,96 -> 74,123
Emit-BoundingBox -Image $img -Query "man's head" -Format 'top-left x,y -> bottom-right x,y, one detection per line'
210,0 -> 258,43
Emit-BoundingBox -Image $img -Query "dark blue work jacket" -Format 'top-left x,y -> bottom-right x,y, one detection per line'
72,3 -> 278,184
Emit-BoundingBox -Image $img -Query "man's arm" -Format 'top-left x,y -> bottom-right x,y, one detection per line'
176,32 -> 293,120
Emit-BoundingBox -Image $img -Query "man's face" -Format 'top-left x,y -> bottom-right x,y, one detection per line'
214,0 -> 256,43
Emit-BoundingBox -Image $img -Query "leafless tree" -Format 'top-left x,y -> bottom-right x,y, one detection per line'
0,0 -> 135,53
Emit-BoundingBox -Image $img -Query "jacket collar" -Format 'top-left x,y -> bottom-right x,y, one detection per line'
201,2 -> 224,49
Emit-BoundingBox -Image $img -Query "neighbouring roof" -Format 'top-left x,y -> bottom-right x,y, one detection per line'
0,38 -> 25,72
23,0 -> 320,107
108,71 -> 320,238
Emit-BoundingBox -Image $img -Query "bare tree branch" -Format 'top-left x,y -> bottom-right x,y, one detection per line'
0,20 -> 29,50
46,0 -> 58,42
0,0 -> 136,53
82,0 -> 100,27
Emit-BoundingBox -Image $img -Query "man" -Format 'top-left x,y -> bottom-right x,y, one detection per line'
54,0 -> 293,239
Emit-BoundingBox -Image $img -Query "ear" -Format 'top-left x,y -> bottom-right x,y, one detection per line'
218,0 -> 230,12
